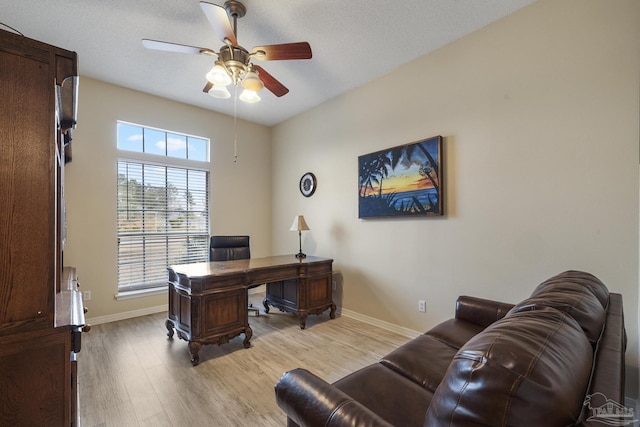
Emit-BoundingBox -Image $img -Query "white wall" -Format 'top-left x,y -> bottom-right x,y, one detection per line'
271,0 -> 640,396
64,78 -> 272,320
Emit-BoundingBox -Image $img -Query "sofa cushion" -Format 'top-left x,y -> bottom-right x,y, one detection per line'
333,363 -> 433,427
424,307 -> 593,427
532,270 -> 609,307
510,285 -> 606,344
425,318 -> 484,349
380,334 -> 459,391
510,272 -> 608,345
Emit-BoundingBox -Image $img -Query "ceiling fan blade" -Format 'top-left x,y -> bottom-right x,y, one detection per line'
200,2 -> 237,46
142,39 -> 215,56
252,42 -> 312,61
203,82 -> 213,93
254,65 -> 289,97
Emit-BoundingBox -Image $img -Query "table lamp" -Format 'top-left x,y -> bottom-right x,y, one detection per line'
290,215 -> 310,258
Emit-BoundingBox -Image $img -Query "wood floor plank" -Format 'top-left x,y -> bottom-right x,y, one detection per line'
79,290 -> 411,426
124,373 -> 165,422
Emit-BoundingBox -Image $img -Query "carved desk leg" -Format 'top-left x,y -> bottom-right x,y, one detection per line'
165,319 -> 175,338
188,341 -> 202,366
243,325 -> 253,348
329,302 -> 337,319
298,313 -> 308,330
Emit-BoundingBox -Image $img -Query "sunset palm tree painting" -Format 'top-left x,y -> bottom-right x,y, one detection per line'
358,136 -> 443,218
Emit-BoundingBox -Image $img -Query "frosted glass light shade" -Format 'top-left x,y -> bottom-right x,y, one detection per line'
206,63 -> 232,86
208,85 -> 231,99
241,70 -> 264,92
239,89 -> 260,103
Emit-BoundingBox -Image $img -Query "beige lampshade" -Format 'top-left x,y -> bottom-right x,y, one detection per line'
289,215 -> 310,231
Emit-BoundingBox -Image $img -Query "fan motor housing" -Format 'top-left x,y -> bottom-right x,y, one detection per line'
219,45 -> 250,82
220,45 -> 249,65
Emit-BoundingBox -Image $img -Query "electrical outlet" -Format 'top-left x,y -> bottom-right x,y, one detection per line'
418,300 -> 426,313
332,281 -> 337,291
83,291 -> 91,301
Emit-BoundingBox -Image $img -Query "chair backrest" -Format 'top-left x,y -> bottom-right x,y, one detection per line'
210,235 -> 250,261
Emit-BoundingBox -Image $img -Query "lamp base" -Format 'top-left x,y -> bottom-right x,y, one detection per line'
295,252 -> 307,259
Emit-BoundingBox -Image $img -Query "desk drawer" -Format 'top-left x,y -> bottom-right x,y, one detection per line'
249,266 -> 299,284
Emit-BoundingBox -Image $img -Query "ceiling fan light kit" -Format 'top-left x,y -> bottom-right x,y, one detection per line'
143,0 -> 312,104
206,62 -> 232,86
239,89 -> 260,103
207,84 -> 231,99
241,69 -> 264,92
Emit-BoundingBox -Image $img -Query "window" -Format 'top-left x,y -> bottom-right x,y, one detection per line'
116,122 -> 210,296
117,121 -> 208,161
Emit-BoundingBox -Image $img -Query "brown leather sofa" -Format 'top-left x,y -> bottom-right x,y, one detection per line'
275,271 -> 627,426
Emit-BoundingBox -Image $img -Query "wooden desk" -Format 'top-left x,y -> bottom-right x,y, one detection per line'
166,255 -> 334,365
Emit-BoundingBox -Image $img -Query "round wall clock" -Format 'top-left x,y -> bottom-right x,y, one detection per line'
299,172 -> 317,197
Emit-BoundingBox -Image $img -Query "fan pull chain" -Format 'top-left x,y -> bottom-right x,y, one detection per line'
233,85 -> 238,163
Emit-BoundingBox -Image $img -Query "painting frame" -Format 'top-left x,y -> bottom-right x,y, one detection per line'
358,135 -> 444,218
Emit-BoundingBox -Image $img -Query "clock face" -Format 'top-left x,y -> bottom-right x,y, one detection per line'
299,172 -> 317,197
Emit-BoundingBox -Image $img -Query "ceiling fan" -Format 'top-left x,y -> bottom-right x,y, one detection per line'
142,0 -> 312,103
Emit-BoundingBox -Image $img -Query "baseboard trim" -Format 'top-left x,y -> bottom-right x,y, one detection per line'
85,303 -> 422,339
86,305 -> 167,325
338,307 -> 421,339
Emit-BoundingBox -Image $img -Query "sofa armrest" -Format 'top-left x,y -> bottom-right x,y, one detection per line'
275,368 -> 394,427
455,296 -> 514,328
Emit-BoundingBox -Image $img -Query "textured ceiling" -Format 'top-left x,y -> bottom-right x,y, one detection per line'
2,0 -> 537,126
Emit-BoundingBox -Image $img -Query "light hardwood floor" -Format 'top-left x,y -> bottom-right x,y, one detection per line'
79,290 -> 411,426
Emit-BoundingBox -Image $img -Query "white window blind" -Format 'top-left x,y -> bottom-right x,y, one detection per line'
117,161 -> 209,293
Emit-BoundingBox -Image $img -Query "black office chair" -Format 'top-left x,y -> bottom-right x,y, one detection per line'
209,235 -> 251,261
209,235 -> 260,316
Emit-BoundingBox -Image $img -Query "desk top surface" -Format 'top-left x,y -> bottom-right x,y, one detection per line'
169,255 -> 332,278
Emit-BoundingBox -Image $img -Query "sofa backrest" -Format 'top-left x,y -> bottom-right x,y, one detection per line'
531,270 -> 609,307
424,307 -> 594,426
511,270 -> 609,346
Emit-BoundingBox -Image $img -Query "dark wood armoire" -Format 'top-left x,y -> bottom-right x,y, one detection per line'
0,28 -> 86,426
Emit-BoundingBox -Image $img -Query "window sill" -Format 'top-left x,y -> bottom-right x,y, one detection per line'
115,286 -> 166,300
